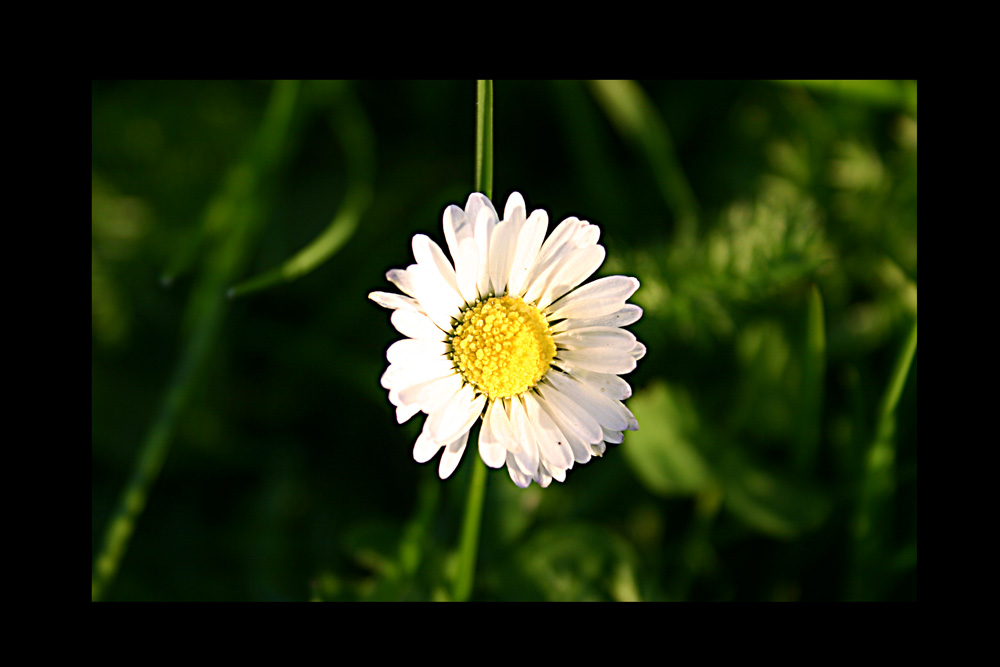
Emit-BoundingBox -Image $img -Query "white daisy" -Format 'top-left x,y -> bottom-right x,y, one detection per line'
369,192 -> 644,488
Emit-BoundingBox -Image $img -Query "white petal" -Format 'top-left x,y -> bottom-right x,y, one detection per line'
396,402 -> 421,424
506,209 -> 548,297
557,346 -> 637,375
408,264 -> 462,331
465,193 -> 498,240
540,459 -> 567,484
547,276 -> 640,320
536,244 -> 606,309
438,429 -> 470,479
503,192 -> 526,230
391,376 -> 444,417
391,365 -> 455,403
369,291 -> 419,312
380,364 -> 400,390
415,373 -> 463,414
565,368 -> 633,400
386,338 -> 447,366
385,359 -> 455,404
488,219 -> 517,296
474,205 -> 498,296
523,392 -> 574,471
536,395 -> 593,465
546,370 -> 629,432
601,427 -> 625,444
535,380 -> 603,445
395,375 -> 452,414
478,401 -> 508,468
385,352 -> 454,384
386,267 -> 418,297
631,341 -> 647,360
390,309 -> 445,340
525,218 -> 596,303
506,450 -> 533,488
487,397 -> 519,454
454,237 -> 480,304
552,304 -> 643,332
534,465 -> 553,488
549,414 -> 593,463
412,234 -> 459,292
426,384 -> 485,445
624,404 -> 639,431
442,205 -> 472,264
521,217 -> 593,300
413,421 -> 442,463
578,224 -> 600,246
508,395 -> 540,477
554,325 -> 636,351
530,217 -> 587,278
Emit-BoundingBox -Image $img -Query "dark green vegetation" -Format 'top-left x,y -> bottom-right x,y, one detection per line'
92,80 -> 917,601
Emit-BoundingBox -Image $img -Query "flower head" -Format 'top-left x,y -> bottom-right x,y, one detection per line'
370,192 -> 644,488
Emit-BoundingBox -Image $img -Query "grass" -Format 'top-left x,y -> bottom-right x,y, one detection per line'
92,80 -> 917,601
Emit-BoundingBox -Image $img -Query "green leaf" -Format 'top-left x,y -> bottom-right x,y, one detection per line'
622,382 -> 712,495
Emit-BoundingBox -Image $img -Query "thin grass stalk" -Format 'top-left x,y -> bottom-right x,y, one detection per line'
849,318 -> 917,600
229,82 -> 375,298
92,80 -> 300,601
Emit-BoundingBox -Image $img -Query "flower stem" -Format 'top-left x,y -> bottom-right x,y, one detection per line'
454,454 -> 488,601
452,80 -> 493,602
475,80 -> 493,199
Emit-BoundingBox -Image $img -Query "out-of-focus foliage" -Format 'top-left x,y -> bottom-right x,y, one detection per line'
92,80 -> 916,601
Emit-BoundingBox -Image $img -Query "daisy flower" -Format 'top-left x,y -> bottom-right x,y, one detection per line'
369,192 -> 644,488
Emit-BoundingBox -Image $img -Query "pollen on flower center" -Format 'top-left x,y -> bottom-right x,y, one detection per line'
448,295 -> 556,400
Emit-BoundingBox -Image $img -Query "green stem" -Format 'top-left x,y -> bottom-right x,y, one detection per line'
452,80 -> 493,602
453,456 -> 488,601
475,80 -> 493,199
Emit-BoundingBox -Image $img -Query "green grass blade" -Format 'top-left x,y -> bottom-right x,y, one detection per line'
228,83 -> 375,298
92,80 -> 301,601
849,318 -> 917,600
587,79 -> 700,240
774,80 -> 917,116
796,284 -> 826,470
549,80 -> 630,218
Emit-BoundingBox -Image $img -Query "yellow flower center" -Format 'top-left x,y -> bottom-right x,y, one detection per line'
449,295 -> 556,399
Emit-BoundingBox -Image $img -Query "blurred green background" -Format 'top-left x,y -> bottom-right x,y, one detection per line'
91,80 -> 917,601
